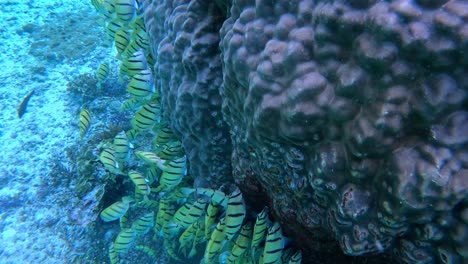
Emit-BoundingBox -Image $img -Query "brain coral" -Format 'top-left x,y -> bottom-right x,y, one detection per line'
145,0 -> 467,263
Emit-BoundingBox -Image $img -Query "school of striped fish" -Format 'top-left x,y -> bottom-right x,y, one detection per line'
83,0 -> 302,263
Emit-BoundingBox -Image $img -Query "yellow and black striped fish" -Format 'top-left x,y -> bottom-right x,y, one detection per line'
170,200 -> 193,231
100,200 -> 130,222
114,29 -> 130,57
131,102 -> 160,131
133,27 -> 149,48
135,150 -> 166,168
99,147 -> 124,175
128,170 -> 150,195
132,212 -> 154,234
131,16 -> 146,33
204,217 -> 226,264
123,40 -> 138,57
125,128 -> 139,141
120,209 -> 129,229
91,0 -> 115,20
145,166 -> 160,185
152,118 -> 167,132
122,50 -> 148,77
120,98 -> 143,112
167,187 -> 191,204
78,109 -> 91,139
123,27 -> 149,57
123,39 -> 145,58
91,0 -> 105,13
135,245 -> 156,259
251,207 -> 270,251
154,198 -> 175,235
226,222 -> 253,264
262,222 -> 284,264
131,17 -> 146,33
105,19 -> 124,40
127,69 -> 154,98
114,228 -> 136,254
225,188 -> 246,241
196,188 -> 228,208
189,220 -> 206,258
179,221 -> 199,255
181,198 -> 207,228
115,0 -> 136,24
113,130 -> 132,161
158,156 -> 186,190
119,60 -> 128,76
108,243 -> 120,264
146,52 -> 156,69
138,196 -> 158,208
153,126 -> 176,151
155,141 -> 184,161
97,62 -> 110,84
134,185 -> 144,202
205,200 -> 222,240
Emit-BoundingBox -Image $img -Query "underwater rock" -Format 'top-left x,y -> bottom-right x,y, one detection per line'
144,0 -> 467,263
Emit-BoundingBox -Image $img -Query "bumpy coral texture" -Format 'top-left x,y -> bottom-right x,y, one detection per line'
146,0 -> 467,263
144,0 -> 233,187
221,0 -> 467,262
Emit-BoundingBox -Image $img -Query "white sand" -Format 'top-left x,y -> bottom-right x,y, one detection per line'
0,0 -> 112,262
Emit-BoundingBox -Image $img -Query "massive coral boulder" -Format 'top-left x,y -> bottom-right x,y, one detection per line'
144,0 -> 233,188
145,0 -> 467,263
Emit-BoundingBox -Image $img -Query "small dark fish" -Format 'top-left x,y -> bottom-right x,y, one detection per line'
17,89 -> 35,118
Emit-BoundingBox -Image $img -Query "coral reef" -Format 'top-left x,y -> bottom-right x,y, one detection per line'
145,0 -> 233,188
144,0 -> 467,263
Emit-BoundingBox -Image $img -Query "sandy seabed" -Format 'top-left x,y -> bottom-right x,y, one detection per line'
0,0 -> 113,262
